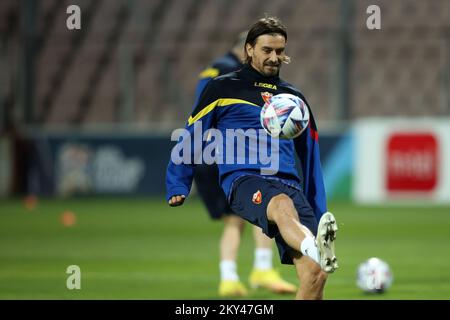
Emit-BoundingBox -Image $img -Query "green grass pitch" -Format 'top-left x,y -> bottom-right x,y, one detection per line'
0,197 -> 449,299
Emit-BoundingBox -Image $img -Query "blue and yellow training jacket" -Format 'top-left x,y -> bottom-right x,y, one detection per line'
166,63 -> 327,221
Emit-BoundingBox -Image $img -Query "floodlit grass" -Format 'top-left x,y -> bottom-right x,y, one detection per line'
0,197 -> 449,299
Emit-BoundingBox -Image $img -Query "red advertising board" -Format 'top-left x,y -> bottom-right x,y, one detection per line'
386,133 -> 438,192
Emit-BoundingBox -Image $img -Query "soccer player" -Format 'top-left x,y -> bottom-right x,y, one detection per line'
193,32 -> 296,297
167,16 -> 338,300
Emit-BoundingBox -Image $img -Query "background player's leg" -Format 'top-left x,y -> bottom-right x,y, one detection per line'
220,215 -> 245,262
249,226 -> 297,293
218,215 -> 248,297
252,226 -> 272,269
194,165 -> 247,296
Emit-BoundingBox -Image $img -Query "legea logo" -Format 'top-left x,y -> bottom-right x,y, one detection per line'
386,132 -> 439,192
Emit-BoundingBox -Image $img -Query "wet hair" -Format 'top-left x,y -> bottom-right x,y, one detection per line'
244,16 -> 288,63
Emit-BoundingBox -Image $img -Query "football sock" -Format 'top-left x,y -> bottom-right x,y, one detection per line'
220,260 -> 239,281
300,236 -> 320,264
253,248 -> 273,270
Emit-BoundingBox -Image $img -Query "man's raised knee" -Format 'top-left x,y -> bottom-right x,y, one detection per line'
267,193 -> 296,222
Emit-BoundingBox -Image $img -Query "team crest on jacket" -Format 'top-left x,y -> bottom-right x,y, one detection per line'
261,92 -> 273,104
252,190 -> 262,204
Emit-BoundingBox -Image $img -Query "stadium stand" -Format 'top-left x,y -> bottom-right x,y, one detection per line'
1,0 -> 449,129
351,0 -> 450,118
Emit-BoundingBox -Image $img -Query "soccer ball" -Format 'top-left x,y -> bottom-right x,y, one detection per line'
260,93 -> 309,139
356,257 -> 394,293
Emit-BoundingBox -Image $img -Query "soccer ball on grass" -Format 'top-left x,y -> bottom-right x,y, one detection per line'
356,257 -> 393,293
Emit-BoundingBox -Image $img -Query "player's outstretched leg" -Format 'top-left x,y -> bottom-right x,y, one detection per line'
291,250 -> 327,300
316,212 -> 339,273
218,215 -> 248,297
249,226 -> 296,294
266,194 -> 330,299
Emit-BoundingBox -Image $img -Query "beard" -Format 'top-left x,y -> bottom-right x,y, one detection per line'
262,62 -> 281,76
251,58 -> 282,77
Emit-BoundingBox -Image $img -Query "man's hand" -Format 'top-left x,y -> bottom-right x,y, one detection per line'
168,195 -> 186,207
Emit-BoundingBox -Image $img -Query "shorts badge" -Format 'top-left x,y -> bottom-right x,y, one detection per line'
252,190 -> 262,204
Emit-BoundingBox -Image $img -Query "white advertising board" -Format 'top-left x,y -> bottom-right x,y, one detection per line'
354,118 -> 450,204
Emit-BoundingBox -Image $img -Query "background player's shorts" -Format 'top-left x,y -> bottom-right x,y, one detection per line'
229,175 -> 318,264
194,164 -> 233,219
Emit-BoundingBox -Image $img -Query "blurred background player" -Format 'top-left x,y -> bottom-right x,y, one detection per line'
193,32 -> 296,297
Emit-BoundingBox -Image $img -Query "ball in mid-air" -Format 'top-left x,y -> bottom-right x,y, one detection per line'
260,93 -> 309,139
